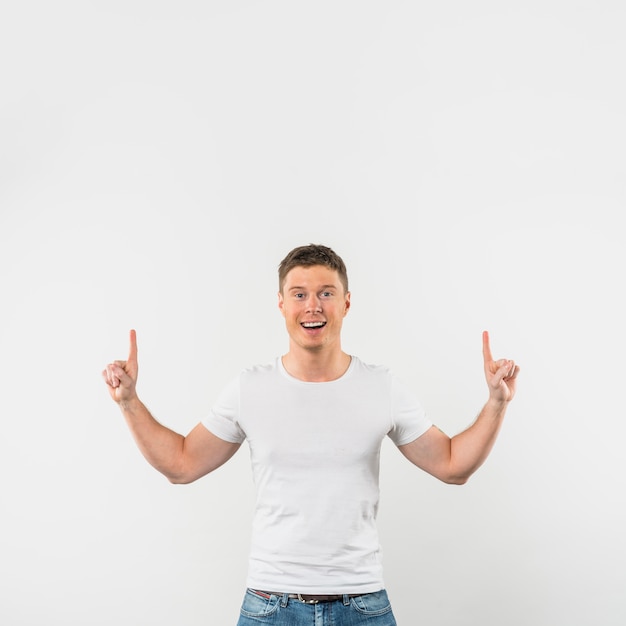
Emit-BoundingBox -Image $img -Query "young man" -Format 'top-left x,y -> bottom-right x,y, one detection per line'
102,244 -> 519,626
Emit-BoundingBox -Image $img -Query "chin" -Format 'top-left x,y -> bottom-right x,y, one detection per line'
299,339 -> 326,352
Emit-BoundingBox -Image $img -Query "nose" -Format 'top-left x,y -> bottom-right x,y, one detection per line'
305,294 -> 322,313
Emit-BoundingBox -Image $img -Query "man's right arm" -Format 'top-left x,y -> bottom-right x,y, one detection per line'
102,330 -> 240,484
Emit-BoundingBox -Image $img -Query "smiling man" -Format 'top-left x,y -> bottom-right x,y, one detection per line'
278,250 -> 351,379
103,243 -> 519,626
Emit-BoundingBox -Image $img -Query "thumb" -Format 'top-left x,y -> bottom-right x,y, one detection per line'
108,363 -> 134,387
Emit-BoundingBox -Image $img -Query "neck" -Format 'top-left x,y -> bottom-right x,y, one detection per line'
281,346 -> 351,382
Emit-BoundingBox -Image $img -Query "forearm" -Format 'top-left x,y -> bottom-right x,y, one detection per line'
118,396 -> 185,480
449,397 -> 508,483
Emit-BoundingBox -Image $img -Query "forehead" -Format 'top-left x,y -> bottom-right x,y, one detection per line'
282,265 -> 341,289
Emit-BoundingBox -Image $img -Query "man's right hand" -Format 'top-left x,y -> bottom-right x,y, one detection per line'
102,329 -> 139,405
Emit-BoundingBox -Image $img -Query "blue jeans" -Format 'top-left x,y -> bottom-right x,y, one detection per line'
236,589 -> 398,625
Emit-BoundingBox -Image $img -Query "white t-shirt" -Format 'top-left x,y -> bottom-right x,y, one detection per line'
202,356 -> 432,594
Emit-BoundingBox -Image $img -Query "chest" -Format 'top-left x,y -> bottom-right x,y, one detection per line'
239,376 -> 392,471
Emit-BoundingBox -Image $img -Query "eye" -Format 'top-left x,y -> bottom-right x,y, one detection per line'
321,291 -> 333,298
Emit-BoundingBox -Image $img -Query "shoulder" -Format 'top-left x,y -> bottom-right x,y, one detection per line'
350,355 -> 392,377
347,357 -> 396,390
241,359 -> 278,375
215,359 -> 279,405
237,358 -> 282,383
350,357 -> 420,402
218,359 -> 278,392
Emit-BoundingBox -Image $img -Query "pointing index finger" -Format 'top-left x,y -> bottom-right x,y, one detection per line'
128,329 -> 138,363
482,330 -> 493,363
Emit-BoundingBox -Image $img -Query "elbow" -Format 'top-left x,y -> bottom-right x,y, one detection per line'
159,454 -> 199,484
165,463 -> 212,484
446,475 -> 470,486
167,474 -> 190,485
166,469 -> 198,485
160,462 -> 194,485
421,462 -> 472,485
439,470 -> 471,486
439,459 -> 480,485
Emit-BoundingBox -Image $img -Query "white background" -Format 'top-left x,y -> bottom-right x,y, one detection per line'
1,2 -> 625,625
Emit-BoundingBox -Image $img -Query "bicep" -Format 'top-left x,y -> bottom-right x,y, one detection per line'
397,425 -> 453,482
176,422 -> 241,483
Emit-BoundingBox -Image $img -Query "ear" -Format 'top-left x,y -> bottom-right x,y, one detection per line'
343,291 -> 351,316
277,291 -> 285,317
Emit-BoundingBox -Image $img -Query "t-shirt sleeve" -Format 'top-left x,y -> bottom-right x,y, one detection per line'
387,375 -> 432,446
201,375 -> 247,444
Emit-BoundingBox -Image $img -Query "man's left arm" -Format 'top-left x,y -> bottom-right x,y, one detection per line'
398,331 -> 519,485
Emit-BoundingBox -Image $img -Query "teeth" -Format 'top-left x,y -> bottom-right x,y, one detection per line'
303,322 -> 325,328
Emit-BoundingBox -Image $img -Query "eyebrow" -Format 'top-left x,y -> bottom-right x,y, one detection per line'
288,284 -> 338,292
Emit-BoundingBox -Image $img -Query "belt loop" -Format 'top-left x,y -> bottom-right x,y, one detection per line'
280,593 -> 289,608
343,594 -> 350,606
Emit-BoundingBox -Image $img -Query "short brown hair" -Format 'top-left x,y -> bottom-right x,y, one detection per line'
278,244 -> 349,294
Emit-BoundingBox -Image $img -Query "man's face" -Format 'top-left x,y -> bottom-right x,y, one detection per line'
278,265 -> 350,353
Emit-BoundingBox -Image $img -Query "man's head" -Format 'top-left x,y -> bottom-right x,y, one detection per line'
278,244 -> 349,295
277,244 -> 351,356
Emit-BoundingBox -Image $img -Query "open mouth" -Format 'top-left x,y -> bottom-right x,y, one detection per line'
301,321 -> 326,329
